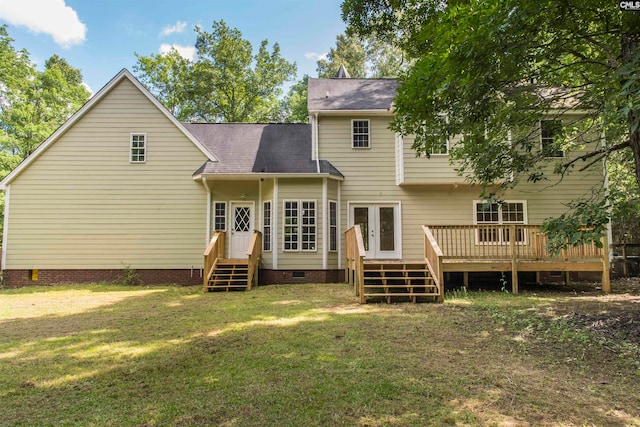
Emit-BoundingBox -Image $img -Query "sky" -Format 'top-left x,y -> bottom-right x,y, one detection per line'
0,0 -> 347,95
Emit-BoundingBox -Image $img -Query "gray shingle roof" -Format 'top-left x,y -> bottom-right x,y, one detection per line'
184,123 -> 342,177
308,78 -> 398,111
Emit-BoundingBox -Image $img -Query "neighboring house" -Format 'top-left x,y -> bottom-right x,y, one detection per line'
0,69 -> 610,300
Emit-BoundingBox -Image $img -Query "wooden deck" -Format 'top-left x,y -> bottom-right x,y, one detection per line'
346,224 -> 611,303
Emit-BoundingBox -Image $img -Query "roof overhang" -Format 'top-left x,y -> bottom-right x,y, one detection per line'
0,69 -> 217,191
194,173 -> 344,181
308,109 -> 394,116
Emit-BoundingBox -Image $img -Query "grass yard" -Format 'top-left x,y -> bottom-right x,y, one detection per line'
1,281 -> 639,426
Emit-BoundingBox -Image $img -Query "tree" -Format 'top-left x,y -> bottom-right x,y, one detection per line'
316,32 -> 409,78
282,75 -> 309,123
133,48 -> 194,120
1,25 -> 90,174
343,0 -> 640,247
317,33 -> 367,78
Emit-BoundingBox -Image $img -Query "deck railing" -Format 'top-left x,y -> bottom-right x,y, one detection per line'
203,231 -> 225,289
422,225 -> 444,302
426,225 -> 604,260
345,225 -> 366,301
247,230 -> 263,290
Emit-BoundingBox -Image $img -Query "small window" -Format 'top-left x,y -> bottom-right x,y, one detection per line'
263,201 -> 272,252
329,200 -> 337,252
352,120 -> 370,148
541,120 -> 564,158
283,200 -> 316,251
428,136 -> 449,155
130,133 -> 146,163
474,200 -> 527,244
214,202 -> 226,231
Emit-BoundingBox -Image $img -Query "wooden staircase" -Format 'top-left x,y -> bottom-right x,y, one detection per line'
203,230 -> 262,293
362,261 -> 440,303
204,259 -> 250,291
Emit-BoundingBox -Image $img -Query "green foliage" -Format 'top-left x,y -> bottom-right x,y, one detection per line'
119,264 -> 142,286
133,48 -> 194,120
282,75 -> 309,123
0,26 -> 90,170
316,32 -> 409,78
343,0 -> 640,247
135,20 -> 296,123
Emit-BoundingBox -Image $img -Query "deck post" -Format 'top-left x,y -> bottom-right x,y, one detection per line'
601,236 -> 611,293
565,271 -> 571,286
510,225 -> 518,294
463,271 -> 469,289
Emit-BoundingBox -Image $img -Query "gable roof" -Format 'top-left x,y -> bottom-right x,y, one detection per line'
0,69 -> 217,190
185,123 -> 342,178
307,78 -> 399,112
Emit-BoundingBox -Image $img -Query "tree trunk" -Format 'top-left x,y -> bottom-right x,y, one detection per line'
621,30 -> 640,190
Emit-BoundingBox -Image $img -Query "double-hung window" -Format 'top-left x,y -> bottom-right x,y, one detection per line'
263,201 -> 272,252
284,200 -> 316,251
329,200 -> 337,252
130,133 -> 146,163
474,201 -> 527,244
541,120 -> 564,158
352,119 -> 370,148
213,202 -> 227,231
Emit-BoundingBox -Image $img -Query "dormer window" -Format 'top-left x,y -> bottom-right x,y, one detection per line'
352,120 -> 370,148
130,133 -> 146,163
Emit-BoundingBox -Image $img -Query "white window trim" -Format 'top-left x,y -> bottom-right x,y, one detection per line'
328,200 -> 338,252
129,132 -> 147,163
351,119 -> 371,149
473,200 -> 528,246
213,201 -> 227,232
540,120 -> 565,158
427,137 -> 450,156
283,199 -> 317,252
263,200 -> 272,252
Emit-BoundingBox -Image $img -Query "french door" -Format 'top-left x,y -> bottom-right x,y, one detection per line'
229,202 -> 254,259
350,203 -> 401,259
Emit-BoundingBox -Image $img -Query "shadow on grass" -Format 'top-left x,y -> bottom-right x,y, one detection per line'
1,283 -> 639,426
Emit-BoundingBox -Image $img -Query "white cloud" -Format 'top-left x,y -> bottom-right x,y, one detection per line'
159,44 -> 196,61
81,82 -> 93,97
305,52 -> 328,61
0,0 -> 86,48
161,21 -> 187,36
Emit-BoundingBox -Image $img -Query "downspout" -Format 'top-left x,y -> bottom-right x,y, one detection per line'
602,130 -> 613,263
314,112 -> 320,173
322,178 -> 327,270
202,177 -> 211,243
273,177 -> 279,269
1,185 -> 10,270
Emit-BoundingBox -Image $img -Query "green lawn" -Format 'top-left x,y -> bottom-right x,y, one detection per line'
1,283 -> 639,426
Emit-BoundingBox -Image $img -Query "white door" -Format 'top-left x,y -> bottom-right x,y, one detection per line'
230,202 -> 253,259
351,204 -> 400,259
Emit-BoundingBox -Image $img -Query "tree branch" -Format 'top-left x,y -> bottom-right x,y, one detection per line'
563,140 -> 631,172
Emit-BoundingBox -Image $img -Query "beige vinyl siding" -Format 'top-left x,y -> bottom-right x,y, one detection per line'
276,178 -> 324,269
318,115 -> 605,261
6,78 -> 210,270
401,135 -> 463,184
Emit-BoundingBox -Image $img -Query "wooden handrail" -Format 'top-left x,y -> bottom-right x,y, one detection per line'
247,230 -> 263,290
345,225 -> 366,302
422,225 -> 444,302
425,225 -> 604,261
203,231 -> 225,290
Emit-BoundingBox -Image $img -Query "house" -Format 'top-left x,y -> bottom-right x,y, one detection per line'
0,69 -> 610,300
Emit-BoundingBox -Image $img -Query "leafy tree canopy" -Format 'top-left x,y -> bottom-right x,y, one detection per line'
343,0 -> 640,247
0,25 -> 90,176
135,20 -> 296,123
316,32 -> 410,78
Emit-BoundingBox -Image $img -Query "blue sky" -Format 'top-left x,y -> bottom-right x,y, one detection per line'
0,0 -> 346,94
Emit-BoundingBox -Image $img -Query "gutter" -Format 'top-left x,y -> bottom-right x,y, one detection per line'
314,112 -> 320,173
